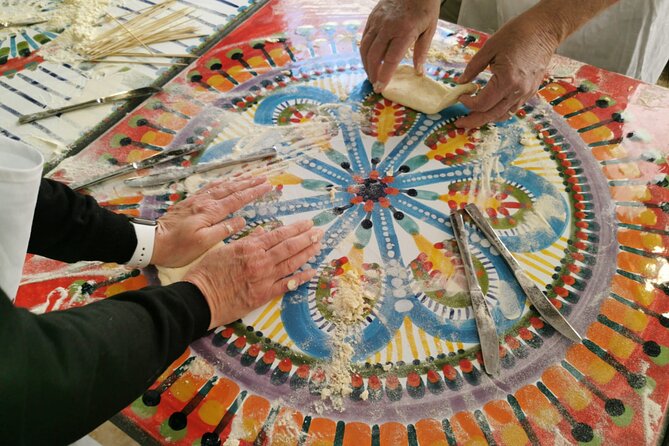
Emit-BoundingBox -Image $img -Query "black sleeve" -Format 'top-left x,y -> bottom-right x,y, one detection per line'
0,282 -> 211,446
28,179 -> 137,264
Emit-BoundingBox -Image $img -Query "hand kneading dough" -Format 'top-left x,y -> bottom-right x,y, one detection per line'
381,65 -> 478,114
157,241 -> 225,285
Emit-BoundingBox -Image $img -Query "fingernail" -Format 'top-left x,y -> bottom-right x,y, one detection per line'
373,81 -> 386,93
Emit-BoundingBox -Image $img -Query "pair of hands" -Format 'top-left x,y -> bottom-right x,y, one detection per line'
361,0 -> 560,128
151,176 -> 323,329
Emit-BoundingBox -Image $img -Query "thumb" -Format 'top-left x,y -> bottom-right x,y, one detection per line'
458,46 -> 491,84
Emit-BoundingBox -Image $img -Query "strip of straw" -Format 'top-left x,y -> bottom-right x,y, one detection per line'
106,12 -> 154,54
86,59 -> 188,66
82,4 -> 202,60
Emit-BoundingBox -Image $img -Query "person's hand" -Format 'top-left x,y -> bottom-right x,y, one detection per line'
184,220 -> 324,329
360,0 -> 441,93
454,10 -> 560,128
150,176 -> 272,268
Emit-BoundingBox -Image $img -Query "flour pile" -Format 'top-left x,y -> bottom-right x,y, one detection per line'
317,269 -> 375,412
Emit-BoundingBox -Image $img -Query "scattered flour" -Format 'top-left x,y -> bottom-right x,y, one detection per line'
495,279 -> 523,320
468,126 -> 503,208
326,269 -> 374,324
639,361 -> 662,445
318,269 -> 375,411
41,0 -> 113,63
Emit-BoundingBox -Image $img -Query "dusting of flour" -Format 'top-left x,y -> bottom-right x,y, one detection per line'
318,269 -> 375,411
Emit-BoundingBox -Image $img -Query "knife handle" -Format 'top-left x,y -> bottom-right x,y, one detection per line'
19,98 -> 105,124
450,210 -> 482,292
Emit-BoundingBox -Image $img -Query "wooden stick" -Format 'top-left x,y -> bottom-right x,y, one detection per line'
106,12 -> 154,54
107,52 -> 197,58
85,59 -> 188,66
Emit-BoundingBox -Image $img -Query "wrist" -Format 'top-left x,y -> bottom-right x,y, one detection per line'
184,275 -> 219,330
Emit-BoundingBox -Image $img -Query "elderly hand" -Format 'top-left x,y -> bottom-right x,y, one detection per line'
184,220 -> 323,329
150,176 -> 272,268
455,9 -> 560,128
361,0 -> 441,93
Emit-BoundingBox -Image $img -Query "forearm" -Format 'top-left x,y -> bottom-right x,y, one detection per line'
530,0 -> 619,45
0,281 -> 210,445
28,179 -> 136,264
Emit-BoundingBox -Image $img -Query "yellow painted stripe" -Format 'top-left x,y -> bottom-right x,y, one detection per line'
522,166 -> 552,172
517,255 -> 554,277
251,297 -> 280,328
417,324 -> 432,358
519,147 -> 545,156
456,341 -> 464,351
513,156 -> 550,165
404,318 -> 420,359
446,340 -> 455,353
277,333 -> 289,345
269,321 -> 286,339
525,252 -> 558,270
259,305 -> 283,332
394,326 -> 404,362
522,269 -> 544,285
386,333 -> 394,363
541,248 -> 563,261
560,236 -> 569,243
286,340 -> 295,348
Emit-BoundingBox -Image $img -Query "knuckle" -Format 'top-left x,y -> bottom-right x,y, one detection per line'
286,239 -> 302,253
231,191 -> 247,202
192,201 -> 212,214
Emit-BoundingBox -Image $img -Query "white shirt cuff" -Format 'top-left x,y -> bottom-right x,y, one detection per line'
127,222 -> 156,268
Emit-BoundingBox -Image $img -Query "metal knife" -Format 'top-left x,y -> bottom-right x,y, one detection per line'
0,19 -> 48,29
450,209 -> 500,376
124,146 -> 278,188
18,86 -> 161,124
70,143 -> 204,191
463,203 -> 582,343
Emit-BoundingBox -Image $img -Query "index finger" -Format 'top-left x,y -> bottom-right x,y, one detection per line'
206,176 -> 267,200
375,36 -> 415,90
459,75 -> 506,113
257,220 -> 315,250
216,181 -> 272,216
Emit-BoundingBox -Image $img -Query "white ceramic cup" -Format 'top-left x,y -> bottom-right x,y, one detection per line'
0,135 -> 44,301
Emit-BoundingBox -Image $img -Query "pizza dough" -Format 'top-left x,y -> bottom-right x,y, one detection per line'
381,65 -> 478,114
157,242 -> 225,285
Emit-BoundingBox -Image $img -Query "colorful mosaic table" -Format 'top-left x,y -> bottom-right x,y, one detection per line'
14,0 -> 669,444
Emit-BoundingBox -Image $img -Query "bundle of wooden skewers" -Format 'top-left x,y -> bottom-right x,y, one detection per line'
79,0 -> 203,66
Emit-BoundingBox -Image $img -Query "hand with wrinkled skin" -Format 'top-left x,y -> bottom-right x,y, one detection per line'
455,0 -> 619,128
454,12 -> 559,128
184,220 -> 324,329
151,176 -> 272,268
360,0 -> 441,93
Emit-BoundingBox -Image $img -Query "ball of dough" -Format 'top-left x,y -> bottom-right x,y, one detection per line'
381,65 -> 477,114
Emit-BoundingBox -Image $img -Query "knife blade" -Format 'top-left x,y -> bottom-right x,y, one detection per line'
18,86 -> 161,124
463,203 -> 582,343
0,19 -> 48,29
450,209 -> 500,376
124,146 -> 278,188
70,143 -> 204,191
